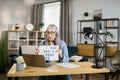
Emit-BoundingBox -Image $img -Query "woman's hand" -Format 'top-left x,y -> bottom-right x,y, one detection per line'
56,49 -> 63,58
34,48 -> 39,55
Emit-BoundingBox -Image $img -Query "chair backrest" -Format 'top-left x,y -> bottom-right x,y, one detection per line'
67,46 -> 78,57
111,50 -> 120,68
77,44 -> 95,57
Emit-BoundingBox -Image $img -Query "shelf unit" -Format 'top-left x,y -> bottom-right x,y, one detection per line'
77,18 -> 119,67
105,18 -> 120,57
7,30 -> 45,57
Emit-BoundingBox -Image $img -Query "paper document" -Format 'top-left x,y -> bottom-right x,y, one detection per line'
39,46 -> 59,60
57,63 -> 80,68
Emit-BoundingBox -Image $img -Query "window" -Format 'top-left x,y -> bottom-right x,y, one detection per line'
42,2 -> 60,31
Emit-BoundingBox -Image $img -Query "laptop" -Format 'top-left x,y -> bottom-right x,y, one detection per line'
21,45 -> 38,54
22,54 -> 54,67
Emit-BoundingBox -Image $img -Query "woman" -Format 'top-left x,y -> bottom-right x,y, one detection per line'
36,24 -> 71,80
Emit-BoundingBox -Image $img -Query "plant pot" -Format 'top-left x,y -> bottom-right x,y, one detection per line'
16,63 -> 24,71
0,68 -> 6,74
0,56 -> 6,74
40,28 -> 44,31
99,30 -> 102,33
41,32 -> 45,38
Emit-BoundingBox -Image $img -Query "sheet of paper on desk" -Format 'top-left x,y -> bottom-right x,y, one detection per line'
39,46 -> 59,61
57,63 -> 80,68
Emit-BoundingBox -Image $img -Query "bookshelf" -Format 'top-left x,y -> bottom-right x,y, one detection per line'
7,30 -> 45,57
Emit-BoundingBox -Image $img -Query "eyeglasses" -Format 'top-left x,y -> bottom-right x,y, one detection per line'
46,31 -> 56,35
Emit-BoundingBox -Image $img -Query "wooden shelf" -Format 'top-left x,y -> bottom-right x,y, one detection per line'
106,41 -> 118,43
7,30 -> 45,56
105,27 -> 119,29
77,18 -> 119,22
77,18 -> 119,67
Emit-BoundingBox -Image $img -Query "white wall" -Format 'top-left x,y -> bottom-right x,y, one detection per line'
0,0 -> 59,38
1,0 -> 120,45
0,0 -> 31,37
71,0 -> 120,46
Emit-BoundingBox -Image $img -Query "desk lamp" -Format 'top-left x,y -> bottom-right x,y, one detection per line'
85,29 -> 105,68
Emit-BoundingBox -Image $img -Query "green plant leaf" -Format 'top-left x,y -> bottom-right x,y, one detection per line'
0,38 -> 7,70
106,31 -> 113,38
39,22 -> 45,28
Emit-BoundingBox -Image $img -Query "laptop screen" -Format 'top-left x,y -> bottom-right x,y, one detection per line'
22,46 -> 38,54
22,54 -> 47,67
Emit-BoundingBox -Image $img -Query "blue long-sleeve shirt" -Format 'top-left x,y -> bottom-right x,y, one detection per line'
38,40 -> 72,80
39,40 -> 69,62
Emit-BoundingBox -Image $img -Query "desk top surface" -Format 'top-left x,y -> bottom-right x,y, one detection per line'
7,62 -> 109,77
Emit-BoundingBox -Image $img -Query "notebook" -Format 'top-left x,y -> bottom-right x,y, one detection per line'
22,54 -> 54,67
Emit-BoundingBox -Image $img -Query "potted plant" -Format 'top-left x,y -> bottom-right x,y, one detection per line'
39,22 -> 45,38
15,56 -> 25,71
39,22 -> 45,31
106,31 -> 113,38
106,31 -> 117,42
0,38 -> 7,73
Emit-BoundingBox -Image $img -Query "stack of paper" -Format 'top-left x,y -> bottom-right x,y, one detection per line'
57,63 -> 80,68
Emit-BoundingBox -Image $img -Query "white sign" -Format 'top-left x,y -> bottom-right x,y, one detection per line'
39,46 -> 59,61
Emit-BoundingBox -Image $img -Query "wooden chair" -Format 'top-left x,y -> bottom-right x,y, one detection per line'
110,50 -> 120,80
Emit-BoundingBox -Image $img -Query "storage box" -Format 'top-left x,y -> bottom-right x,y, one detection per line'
106,46 -> 118,57
77,44 -> 95,57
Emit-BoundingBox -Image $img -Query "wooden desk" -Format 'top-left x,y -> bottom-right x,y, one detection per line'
7,62 -> 110,80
